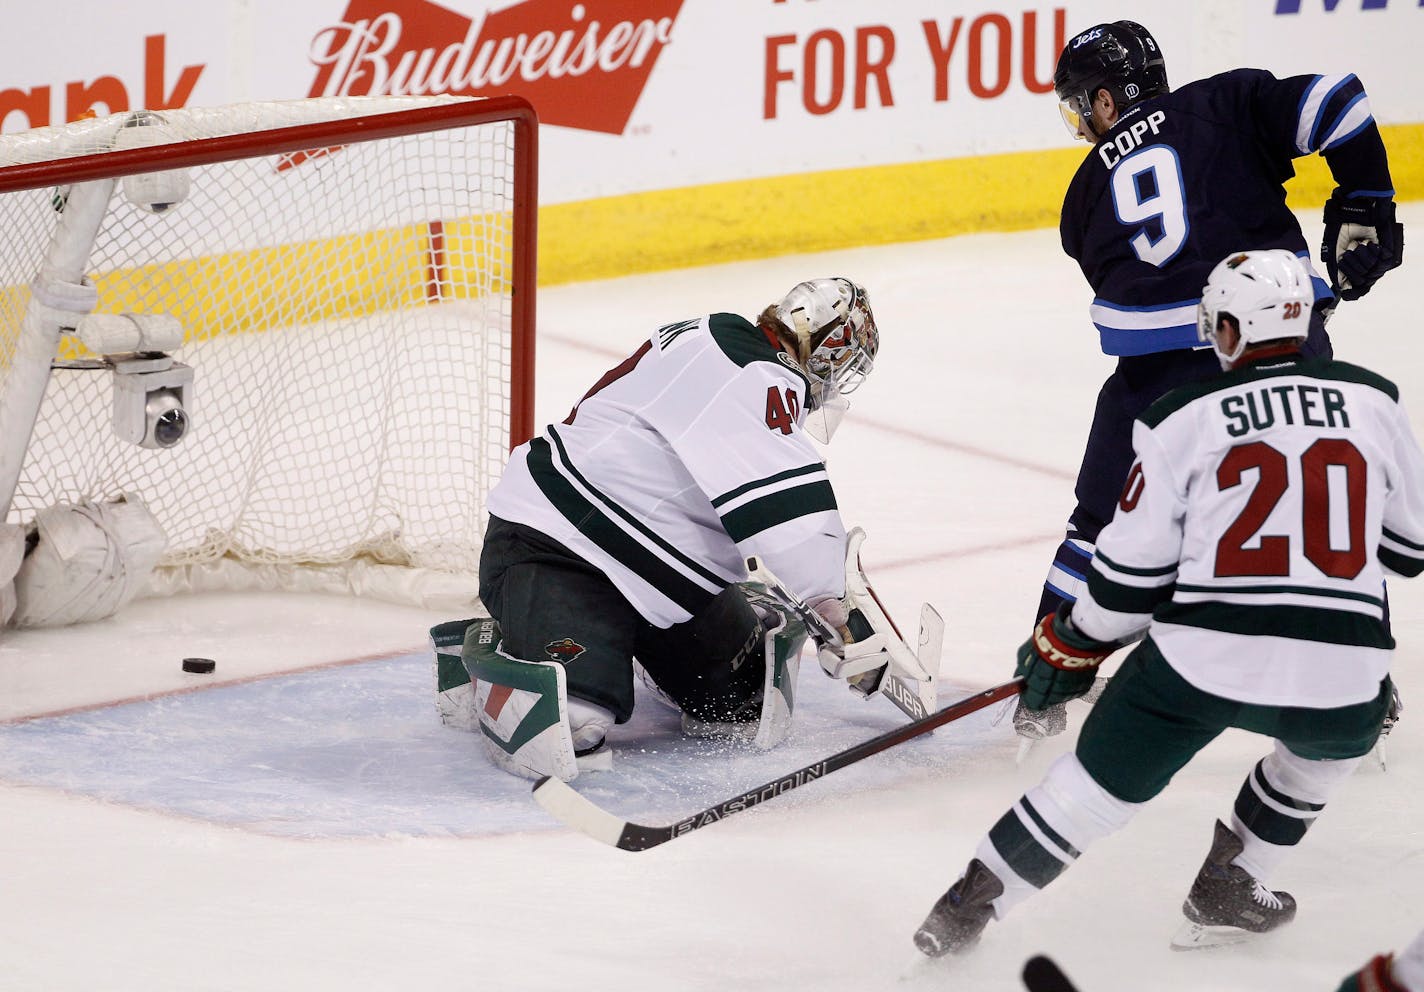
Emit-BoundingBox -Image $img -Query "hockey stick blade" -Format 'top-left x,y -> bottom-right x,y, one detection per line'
1022,955 -> 1081,992
532,677 -> 1023,851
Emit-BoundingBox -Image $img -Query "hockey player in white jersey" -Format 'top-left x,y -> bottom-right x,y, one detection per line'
461,277 -> 916,782
914,250 -> 1424,958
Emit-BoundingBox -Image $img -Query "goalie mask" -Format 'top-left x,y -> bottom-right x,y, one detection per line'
1198,250 -> 1313,368
771,277 -> 879,442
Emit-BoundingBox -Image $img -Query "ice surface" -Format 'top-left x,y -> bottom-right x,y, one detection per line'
1,205 -> 1421,991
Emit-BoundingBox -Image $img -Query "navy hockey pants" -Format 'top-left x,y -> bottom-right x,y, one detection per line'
1035,310 -> 1333,622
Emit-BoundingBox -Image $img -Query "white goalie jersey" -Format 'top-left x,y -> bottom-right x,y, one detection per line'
1073,356 -> 1424,709
487,313 -> 846,628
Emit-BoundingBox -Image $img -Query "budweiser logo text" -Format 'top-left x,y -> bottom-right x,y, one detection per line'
308,0 -> 684,134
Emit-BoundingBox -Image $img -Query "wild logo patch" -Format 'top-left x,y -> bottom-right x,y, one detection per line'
544,637 -> 587,661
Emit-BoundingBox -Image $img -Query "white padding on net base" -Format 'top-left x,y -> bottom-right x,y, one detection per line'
145,556 -> 482,613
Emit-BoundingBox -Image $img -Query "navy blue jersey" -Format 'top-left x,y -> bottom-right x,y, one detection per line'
1061,69 -> 1393,357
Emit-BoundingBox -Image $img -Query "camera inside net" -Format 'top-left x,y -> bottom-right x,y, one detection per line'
112,354 -> 194,449
69,312 -> 194,450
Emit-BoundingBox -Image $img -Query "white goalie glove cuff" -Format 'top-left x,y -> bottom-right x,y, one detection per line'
816,630 -> 894,681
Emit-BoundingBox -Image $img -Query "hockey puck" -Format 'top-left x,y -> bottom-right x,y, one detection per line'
181,657 -> 216,674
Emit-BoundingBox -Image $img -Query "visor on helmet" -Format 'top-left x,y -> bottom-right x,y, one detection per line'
1058,94 -> 1092,140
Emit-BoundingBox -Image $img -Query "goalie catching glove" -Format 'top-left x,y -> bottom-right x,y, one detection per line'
1321,189 -> 1404,302
1015,604 -> 1122,711
812,528 -> 933,692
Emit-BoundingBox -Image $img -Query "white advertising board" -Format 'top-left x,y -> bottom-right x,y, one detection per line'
3,1 -> 1420,206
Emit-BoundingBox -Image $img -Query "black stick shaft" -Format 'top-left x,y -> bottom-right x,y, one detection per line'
1022,955 -> 1081,992
614,678 -> 1022,850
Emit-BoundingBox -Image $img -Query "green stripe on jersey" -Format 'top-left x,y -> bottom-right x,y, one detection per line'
1174,582 -> 1384,609
708,312 -> 811,390
546,428 -> 729,588
1156,600 -> 1393,648
527,435 -> 721,614
1140,358 -> 1398,428
1380,546 -> 1424,577
708,313 -> 776,367
1384,526 -> 1424,552
712,463 -> 826,509
1087,572 -> 1174,614
720,480 -> 838,543
1094,549 -> 1177,577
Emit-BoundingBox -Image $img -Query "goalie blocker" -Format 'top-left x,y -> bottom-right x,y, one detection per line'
430,588 -> 807,782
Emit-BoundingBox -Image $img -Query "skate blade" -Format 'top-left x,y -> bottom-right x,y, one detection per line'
1170,920 -> 1259,951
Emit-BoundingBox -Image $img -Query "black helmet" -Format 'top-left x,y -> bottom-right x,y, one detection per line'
1053,21 -> 1168,138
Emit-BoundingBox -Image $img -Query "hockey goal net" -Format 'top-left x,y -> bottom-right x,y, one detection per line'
0,96 -> 536,609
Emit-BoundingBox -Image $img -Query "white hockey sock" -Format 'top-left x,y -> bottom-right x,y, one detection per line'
979,754 -> 1143,918
1230,741 -> 1362,880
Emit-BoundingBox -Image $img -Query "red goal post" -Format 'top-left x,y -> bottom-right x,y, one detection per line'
0,95 -> 537,609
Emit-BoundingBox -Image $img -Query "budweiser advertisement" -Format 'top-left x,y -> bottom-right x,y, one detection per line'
307,0 -> 684,134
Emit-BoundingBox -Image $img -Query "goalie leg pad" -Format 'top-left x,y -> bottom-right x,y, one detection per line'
752,610 -> 805,749
11,494 -> 167,627
429,616 -> 497,732
463,633 -> 613,782
679,597 -> 807,749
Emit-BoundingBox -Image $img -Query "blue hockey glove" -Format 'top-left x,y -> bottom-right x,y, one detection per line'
1321,191 -> 1404,301
1014,605 -> 1117,710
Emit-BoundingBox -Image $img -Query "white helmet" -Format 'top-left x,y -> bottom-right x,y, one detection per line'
1198,250 -> 1313,367
771,277 -> 879,405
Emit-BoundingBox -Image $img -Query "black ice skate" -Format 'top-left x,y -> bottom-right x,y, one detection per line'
913,858 -> 1004,958
1171,820 -> 1297,950
1375,683 -> 1403,770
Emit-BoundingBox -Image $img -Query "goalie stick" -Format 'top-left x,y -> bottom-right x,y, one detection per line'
532,677 -> 1023,851
744,554 -> 941,722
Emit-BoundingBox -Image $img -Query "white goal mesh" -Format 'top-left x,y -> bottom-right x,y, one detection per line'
0,96 -> 535,608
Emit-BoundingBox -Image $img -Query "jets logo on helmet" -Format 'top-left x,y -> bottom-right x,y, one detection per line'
1054,20 -> 1169,141
1072,28 -> 1104,49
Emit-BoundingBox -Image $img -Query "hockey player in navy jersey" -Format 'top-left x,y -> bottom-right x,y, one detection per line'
914,250 -> 1424,958
1017,19 -> 1405,742
451,278 -> 930,783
